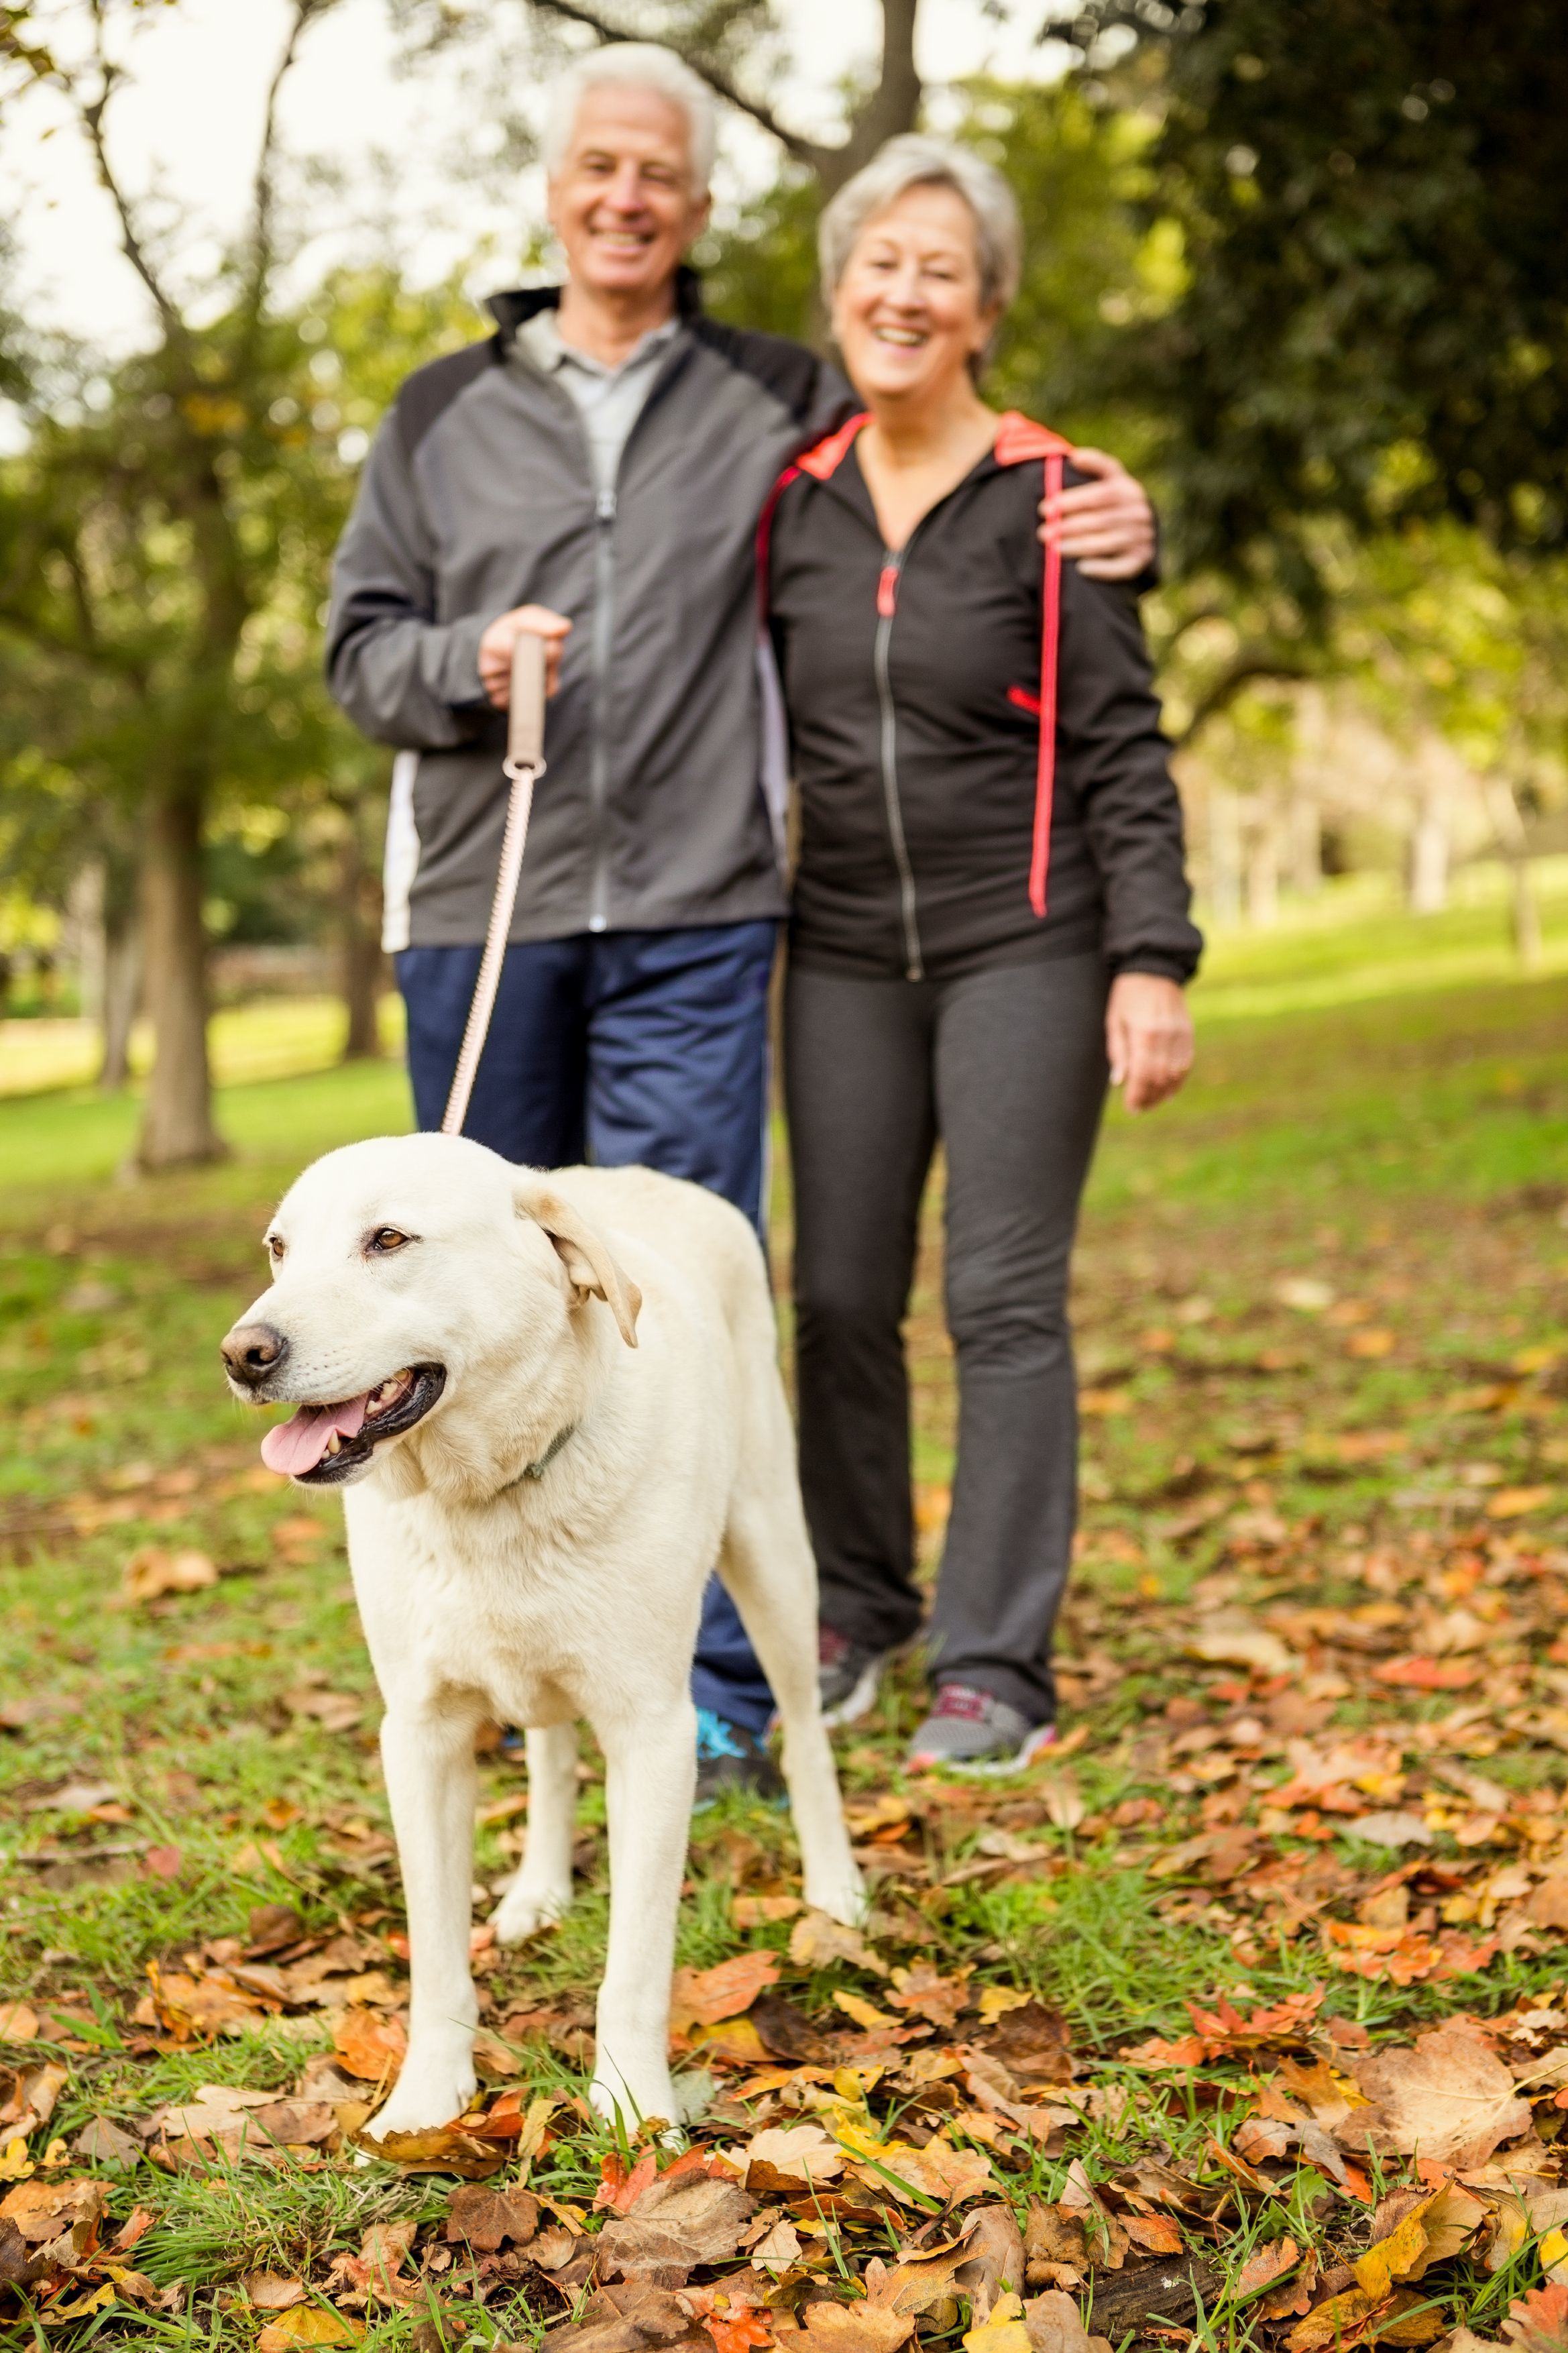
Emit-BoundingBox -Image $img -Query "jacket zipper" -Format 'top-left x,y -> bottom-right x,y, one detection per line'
587,481 -> 617,933
873,552 -> 923,981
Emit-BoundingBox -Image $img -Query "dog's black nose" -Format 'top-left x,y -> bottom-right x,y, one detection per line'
222,1322 -> 289,1386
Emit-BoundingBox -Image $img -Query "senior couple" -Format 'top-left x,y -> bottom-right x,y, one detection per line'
327,46 -> 1200,1792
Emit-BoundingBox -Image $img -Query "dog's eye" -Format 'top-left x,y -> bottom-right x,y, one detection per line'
266,1236 -> 285,1262
368,1227 -> 411,1256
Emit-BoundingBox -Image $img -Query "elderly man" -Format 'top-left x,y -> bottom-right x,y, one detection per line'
326,44 -> 1157,1800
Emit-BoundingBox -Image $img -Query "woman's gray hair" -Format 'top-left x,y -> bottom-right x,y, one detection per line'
818,134 -> 1023,316
544,44 -> 718,190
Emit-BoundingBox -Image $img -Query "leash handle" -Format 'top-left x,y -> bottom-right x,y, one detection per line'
504,628 -> 547,779
441,630 -> 550,1137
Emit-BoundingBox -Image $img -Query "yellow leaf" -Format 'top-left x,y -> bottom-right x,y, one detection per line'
0,2138 -> 34,2183
962,2290 -> 1032,2353
256,2308 -> 366,2350
1488,1486 -> 1553,1519
1353,2201 -> 1433,2301
976,1987 -> 1031,2028
834,1991 -> 898,2030
1540,2227 -> 1568,2285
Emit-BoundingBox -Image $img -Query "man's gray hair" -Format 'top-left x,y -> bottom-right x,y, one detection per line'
543,44 -> 718,190
818,133 -> 1023,315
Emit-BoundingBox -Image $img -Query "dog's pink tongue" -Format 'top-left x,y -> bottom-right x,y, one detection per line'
260,1393 -> 369,1476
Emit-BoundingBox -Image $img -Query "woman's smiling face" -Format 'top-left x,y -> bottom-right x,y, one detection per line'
831,182 -> 997,407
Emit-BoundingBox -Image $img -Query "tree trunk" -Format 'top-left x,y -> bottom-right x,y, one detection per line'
135,788 -> 225,1168
100,909 -> 144,1091
1510,858 -> 1543,971
1207,786 -> 1242,924
1245,804 -> 1280,926
1485,778 -> 1541,972
1406,779 -> 1450,914
339,808 -> 385,1062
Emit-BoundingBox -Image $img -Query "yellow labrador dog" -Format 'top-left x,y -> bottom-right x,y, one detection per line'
221,1133 -> 863,2136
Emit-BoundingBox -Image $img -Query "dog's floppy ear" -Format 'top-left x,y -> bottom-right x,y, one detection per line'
516,1181 -> 641,1347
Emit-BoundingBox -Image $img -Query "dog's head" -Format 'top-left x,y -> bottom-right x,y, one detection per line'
220,1134 -> 640,1490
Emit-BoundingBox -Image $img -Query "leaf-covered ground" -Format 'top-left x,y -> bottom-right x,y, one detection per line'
5,959 -> 1568,2353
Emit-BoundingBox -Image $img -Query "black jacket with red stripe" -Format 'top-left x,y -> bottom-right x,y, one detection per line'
765,412 -> 1202,985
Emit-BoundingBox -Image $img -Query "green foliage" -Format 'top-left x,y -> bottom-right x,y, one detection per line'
700,168 -> 822,346
1070,0 -> 1568,590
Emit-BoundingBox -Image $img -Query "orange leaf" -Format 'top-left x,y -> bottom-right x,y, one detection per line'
706,2313 -> 775,2353
670,1951 -> 781,2030
1373,1657 -> 1481,1690
333,2008 -> 408,2083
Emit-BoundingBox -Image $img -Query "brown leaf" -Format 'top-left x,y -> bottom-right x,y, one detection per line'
864,2244 -> 974,2317
1024,2203 -> 1087,2286
954,2205 -> 1027,2323
597,2174 -> 755,2282
0,2218 -> 49,2289
743,2126 -> 846,2189
793,2303 -> 913,2353
1527,1879 -> 1568,1932
444,2183 -> 540,2250
0,2177 -> 107,2243
1346,2023 -> 1532,2164
971,2002 -> 1075,2087
1236,2238 -> 1299,2299
887,1965 -> 972,2032
1019,2291 -> 1098,2353
333,2009 -> 408,2083
245,2273 -> 309,2311
789,1912 -> 889,1977
0,2006 -> 39,2043
73,2117 -> 142,2170
574,2283 -> 703,2344
355,2124 -> 506,2178
120,1545 -> 219,1602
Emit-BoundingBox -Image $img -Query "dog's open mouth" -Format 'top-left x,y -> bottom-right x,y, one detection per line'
259,1364 -> 446,1485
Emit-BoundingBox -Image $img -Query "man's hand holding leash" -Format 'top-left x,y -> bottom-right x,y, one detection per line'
479,604 -> 572,706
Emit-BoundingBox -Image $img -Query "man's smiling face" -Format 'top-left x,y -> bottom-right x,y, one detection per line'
547,83 -> 710,307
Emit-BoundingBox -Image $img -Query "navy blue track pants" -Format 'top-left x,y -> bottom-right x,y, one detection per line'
397,922 -> 779,1733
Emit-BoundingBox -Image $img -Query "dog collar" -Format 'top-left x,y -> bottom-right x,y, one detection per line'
498,1422 -> 577,1492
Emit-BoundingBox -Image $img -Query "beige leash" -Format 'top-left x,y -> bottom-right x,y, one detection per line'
441,631 -> 549,1136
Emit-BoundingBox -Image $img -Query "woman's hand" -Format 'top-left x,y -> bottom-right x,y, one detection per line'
1040,449 -> 1156,581
478,605 -> 573,707
1106,973 -> 1193,1112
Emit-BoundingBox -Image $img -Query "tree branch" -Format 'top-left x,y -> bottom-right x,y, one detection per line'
247,0 -> 337,319
71,3 -> 187,351
528,0 -> 834,171
1173,655 -> 1312,749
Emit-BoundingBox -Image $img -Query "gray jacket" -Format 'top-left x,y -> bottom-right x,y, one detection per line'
326,279 -> 854,948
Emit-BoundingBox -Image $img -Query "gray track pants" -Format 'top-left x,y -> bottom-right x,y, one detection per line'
784,950 -> 1109,1725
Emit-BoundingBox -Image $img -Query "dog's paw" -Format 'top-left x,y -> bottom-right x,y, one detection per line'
363,2056 -> 477,2141
490,1877 -> 572,1944
803,1869 -> 869,1930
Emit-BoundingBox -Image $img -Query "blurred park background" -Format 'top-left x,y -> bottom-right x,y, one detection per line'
3,0 -> 1567,1168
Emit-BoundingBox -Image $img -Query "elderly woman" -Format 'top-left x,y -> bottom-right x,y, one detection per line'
766,136 -> 1202,1769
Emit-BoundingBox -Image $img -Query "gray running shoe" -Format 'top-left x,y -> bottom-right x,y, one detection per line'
819,1626 -> 887,1727
907,1683 -> 1056,1773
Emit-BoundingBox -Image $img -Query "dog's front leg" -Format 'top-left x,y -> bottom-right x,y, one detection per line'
589,1700 -> 695,2131
369,1701 -> 481,2138
492,1723 -> 577,1940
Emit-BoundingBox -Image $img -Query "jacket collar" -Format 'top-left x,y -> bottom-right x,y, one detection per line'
793,408 -> 1069,481
487,264 -> 704,350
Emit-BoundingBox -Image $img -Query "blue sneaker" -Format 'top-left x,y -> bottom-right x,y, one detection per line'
693,1708 -> 785,1808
